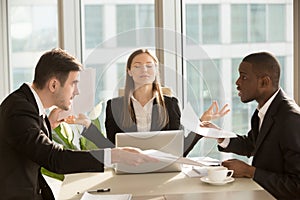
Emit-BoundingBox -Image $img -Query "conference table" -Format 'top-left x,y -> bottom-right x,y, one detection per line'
58,167 -> 275,200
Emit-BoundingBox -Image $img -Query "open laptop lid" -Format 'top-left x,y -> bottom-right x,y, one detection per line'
115,130 -> 184,174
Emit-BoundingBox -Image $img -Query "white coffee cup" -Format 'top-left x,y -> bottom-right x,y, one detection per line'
207,166 -> 234,182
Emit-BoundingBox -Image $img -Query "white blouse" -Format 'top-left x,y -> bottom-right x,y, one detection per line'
131,95 -> 155,132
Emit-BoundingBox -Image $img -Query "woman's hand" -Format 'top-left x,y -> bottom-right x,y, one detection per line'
200,101 -> 230,121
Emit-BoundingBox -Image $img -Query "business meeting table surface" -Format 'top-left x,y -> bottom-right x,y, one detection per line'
58,167 -> 275,200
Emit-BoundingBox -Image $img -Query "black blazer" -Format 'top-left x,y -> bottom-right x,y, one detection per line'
0,84 -> 105,200
219,89 -> 300,199
105,96 -> 202,156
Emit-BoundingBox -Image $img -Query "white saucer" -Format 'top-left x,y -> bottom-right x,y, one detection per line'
200,176 -> 235,185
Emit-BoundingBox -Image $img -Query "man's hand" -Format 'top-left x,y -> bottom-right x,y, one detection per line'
200,121 -> 221,129
65,113 -> 91,128
200,121 -> 224,143
111,147 -> 158,166
222,159 -> 256,178
200,101 -> 230,121
48,108 -> 65,129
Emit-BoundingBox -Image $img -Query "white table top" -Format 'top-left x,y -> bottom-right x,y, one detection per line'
58,168 -> 274,200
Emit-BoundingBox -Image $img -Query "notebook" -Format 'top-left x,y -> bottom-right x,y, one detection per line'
115,130 -> 184,174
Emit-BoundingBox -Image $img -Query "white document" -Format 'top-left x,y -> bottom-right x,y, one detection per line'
80,192 -> 132,200
142,149 -> 205,167
58,68 -> 96,120
181,103 -> 237,138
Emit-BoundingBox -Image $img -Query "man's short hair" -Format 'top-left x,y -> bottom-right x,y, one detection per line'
243,52 -> 281,88
33,48 -> 82,89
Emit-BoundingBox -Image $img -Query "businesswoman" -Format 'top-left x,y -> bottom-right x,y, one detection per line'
104,48 -> 229,156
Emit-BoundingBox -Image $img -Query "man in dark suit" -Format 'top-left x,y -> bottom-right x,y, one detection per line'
210,52 -> 300,199
0,48 -> 156,200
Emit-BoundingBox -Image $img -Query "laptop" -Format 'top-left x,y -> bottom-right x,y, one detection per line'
115,130 -> 184,174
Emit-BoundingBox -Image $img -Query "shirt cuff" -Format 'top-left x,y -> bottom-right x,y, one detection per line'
218,138 -> 230,148
104,148 -> 112,167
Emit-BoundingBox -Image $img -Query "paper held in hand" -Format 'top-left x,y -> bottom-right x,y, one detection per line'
143,149 -> 205,167
181,103 -> 237,138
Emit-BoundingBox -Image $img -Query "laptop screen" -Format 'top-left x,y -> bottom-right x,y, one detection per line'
115,130 -> 184,174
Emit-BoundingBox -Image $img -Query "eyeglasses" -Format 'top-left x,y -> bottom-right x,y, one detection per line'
131,64 -> 156,70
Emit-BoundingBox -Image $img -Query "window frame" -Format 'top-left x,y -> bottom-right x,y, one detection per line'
0,0 -> 299,104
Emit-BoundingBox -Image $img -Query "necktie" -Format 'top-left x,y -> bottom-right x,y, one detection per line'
41,115 -> 49,136
251,110 -> 260,140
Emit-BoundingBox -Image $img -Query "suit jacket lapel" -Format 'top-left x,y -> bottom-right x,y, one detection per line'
253,89 -> 283,155
254,113 -> 274,155
44,116 -> 52,139
21,84 -> 52,139
20,84 -> 39,114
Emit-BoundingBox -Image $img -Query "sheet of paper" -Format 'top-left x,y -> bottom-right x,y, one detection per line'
182,103 -> 237,138
182,157 -> 221,177
58,68 -> 96,120
142,149 -> 205,167
80,192 -> 132,200
195,156 -> 221,166
142,149 -> 178,162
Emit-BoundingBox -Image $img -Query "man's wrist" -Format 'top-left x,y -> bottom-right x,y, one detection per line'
104,148 -> 112,167
248,166 -> 256,178
111,148 -> 120,164
83,119 -> 91,128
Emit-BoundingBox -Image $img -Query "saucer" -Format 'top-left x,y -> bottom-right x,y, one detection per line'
200,176 -> 235,185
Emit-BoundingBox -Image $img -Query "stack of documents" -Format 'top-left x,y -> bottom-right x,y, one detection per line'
142,149 -> 218,167
181,157 -> 221,177
80,192 -> 132,200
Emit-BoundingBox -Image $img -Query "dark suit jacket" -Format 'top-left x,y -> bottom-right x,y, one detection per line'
219,89 -> 300,199
0,84 -> 105,200
105,96 -> 202,156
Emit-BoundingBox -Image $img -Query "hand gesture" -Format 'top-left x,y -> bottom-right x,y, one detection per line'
200,101 -> 230,121
200,121 -> 221,130
65,113 -> 91,128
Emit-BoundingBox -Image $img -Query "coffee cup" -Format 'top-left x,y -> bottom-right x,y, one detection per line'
207,166 -> 234,182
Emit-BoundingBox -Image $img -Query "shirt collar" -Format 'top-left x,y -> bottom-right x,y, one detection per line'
257,88 -> 280,119
26,83 -> 46,118
130,94 -> 156,106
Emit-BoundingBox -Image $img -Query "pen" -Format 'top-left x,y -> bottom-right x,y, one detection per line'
88,188 -> 111,193
76,188 -> 111,195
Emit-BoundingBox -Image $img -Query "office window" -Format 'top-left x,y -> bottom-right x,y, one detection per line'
268,5 -> 285,42
250,4 -> 266,42
231,4 -> 286,43
7,0 -> 58,90
81,1 -> 155,127
184,0 -> 293,159
84,5 -> 103,49
202,5 -> 220,44
117,5 -> 136,46
185,4 -> 220,44
186,5 -> 199,44
231,5 -> 247,43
